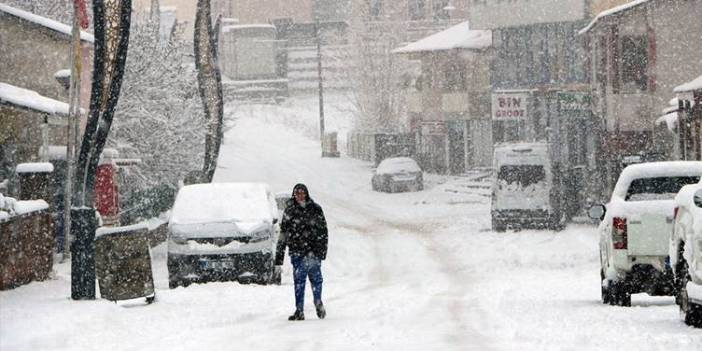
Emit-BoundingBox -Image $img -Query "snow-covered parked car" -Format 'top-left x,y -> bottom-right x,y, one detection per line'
670,182 -> 702,327
371,157 -> 423,193
167,182 -> 282,288
590,161 -> 702,306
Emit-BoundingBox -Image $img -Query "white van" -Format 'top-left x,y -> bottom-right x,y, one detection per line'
491,142 -> 563,231
167,182 -> 281,288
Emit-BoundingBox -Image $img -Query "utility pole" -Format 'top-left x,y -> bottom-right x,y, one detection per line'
63,1 -> 84,262
316,20 -> 325,154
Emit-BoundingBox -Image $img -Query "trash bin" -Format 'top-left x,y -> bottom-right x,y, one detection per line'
95,225 -> 155,303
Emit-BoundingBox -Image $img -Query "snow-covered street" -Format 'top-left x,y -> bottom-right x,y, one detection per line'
2,99 -> 701,350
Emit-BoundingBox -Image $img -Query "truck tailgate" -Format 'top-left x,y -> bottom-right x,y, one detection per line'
627,214 -> 672,256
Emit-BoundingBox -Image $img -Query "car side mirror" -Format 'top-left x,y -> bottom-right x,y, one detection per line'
588,204 -> 606,221
694,189 -> 702,208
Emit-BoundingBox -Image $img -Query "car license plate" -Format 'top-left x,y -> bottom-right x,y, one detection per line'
201,259 -> 235,270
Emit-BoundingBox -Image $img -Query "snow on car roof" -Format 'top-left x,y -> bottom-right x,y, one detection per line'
170,182 -> 274,225
377,157 -> 421,174
612,161 -> 702,199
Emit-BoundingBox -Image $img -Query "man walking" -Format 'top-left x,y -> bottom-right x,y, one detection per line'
275,183 -> 328,321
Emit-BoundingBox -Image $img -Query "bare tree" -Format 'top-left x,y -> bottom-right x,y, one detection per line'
108,16 -> 206,191
344,1 -> 408,133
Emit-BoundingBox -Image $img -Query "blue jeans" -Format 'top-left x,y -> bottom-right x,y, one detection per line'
291,254 -> 323,311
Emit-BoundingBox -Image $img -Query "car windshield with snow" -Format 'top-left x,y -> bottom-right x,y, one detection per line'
167,182 -> 281,288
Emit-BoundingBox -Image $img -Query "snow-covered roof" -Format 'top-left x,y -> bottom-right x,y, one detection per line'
578,0 -> 652,35
170,183 -> 275,226
674,75 -> 702,93
0,82 -> 70,116
393,22 -> 492,54
16,162 -> 54,174
0,3 -> 94,43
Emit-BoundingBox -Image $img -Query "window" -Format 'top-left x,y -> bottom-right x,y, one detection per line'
408,0 -> 425,20
432,0 -> 449,21
498,165 -> 546,187
369,0 -> 383,20
625,176 -> 700,201
620,36 -> 648,92
443,61 -> 466,92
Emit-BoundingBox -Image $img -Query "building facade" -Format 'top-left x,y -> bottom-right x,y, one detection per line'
394,23 -> 493,174
581,0 -> 702,193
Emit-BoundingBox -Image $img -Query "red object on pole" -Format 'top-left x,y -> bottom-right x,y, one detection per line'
94,164 -> 119,225
74,0 -> 89,29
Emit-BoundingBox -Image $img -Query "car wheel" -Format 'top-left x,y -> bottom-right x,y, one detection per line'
492,218 -> 505,232
601,270 -> 610,304
609,280 -> 631,307
679,260 -> 702,327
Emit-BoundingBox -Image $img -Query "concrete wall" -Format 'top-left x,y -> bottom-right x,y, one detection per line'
0,14 -> 92,104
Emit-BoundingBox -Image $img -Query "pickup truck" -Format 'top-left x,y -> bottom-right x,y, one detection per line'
670,182 -> 702,327
589,161 -> 702,306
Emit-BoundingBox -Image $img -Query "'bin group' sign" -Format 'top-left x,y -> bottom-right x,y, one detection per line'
492,92 -> 530,121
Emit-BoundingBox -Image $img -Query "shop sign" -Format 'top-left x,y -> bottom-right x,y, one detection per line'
558,92 -> 592,113
492,92 -> 529,121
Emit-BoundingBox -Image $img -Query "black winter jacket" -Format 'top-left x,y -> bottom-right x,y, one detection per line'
274,189 -> 328,265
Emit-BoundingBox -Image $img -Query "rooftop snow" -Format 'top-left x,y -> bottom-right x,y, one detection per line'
674,74 -> 702,93
0,3 -> 94,43
0,82 -> 70,116
578,0 -> 652,35
393,22 -> 492,54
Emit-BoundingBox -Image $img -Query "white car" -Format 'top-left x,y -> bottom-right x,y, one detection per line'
670,182 -> 702,327
167,182 -> 281,288
371,157 -> 423,193
590,161 -> 702,306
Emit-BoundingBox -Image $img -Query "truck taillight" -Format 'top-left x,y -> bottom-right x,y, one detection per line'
612,217 -> 627,250
673,206 -> 679,220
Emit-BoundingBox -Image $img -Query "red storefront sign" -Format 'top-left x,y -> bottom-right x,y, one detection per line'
492,92 -> 530,121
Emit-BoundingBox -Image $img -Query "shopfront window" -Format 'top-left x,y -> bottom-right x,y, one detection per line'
408,0 -> 425,20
